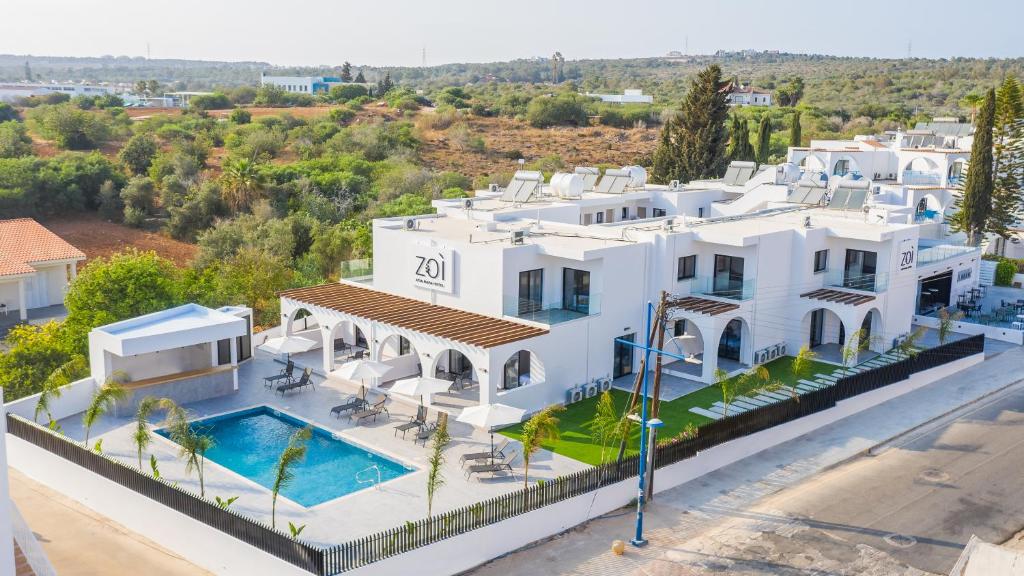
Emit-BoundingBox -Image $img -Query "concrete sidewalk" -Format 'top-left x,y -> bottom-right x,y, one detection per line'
471,345 -> 1024,576
8,468 -> 209,576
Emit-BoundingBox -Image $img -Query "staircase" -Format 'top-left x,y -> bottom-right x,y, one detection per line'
979,260 -> 997,287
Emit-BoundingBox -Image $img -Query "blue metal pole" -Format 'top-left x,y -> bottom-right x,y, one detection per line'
631,301 -> 654,547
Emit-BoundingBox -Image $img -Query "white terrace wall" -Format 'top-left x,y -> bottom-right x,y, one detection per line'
912,315 -> 1024,345
347,350 -> 983,576
4,376 -> 96,422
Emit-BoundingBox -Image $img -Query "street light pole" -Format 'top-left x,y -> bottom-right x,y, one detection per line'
631,301 -> 654,547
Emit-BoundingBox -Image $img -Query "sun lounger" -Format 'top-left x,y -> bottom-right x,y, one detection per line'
351,398 -> 389,424
415,412 -> 447,446
465,451 -> 518,480
330,386 -> 367,418
264,360 -> 295,389
276,368 -> 313,396
394,406 -> 427,438
460,437 -> 510,466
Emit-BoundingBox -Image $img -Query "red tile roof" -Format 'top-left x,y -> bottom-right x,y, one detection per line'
0,218 -> 85,278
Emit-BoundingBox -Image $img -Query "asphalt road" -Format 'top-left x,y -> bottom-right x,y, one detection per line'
472,352 -> 1024,576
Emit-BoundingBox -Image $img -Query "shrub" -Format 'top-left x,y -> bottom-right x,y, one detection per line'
328,108 -> 356,124
189,93 -> 232,111
995,259 -> 1017,286
328,84 -> 368,103
0,121 -> 32,158
27,104 -> 114,150
120,176 -> 157,219
525,93 -> 592,128
0,103 -> 18,122
118,133 -> 158,175
229,108 -> 252,124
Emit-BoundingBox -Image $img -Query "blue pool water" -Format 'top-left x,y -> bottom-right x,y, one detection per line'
156,406 -> 412,506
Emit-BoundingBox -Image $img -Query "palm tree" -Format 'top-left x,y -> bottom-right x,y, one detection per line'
272,426 -> 312,529
82,380 -> 128,445
787,346 -> 818,399
425,416 -> 450,517
520,406 -> 564,488
720,365 -> 777,416
959,93 -> 984,124
132,397 -> 167,470
937,306 -> 964,345
34,354 -> 89,424
584,391 -> 620,464
893,325 -> 927,359
221,157 -> 264,212
164,404 -> 215,498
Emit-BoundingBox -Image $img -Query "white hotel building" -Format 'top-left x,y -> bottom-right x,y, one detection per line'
280,159 -> 981,415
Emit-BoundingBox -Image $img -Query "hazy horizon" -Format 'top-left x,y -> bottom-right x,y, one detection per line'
4,0 -> 1019,67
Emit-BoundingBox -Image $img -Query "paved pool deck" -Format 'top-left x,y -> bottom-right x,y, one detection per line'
53,351 -> 588,546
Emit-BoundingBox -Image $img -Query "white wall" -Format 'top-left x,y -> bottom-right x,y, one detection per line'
0,392 -> 16,576
4,377 -> 96,422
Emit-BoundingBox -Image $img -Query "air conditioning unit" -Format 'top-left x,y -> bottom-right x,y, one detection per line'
597,377 -> 612,393
488,183 -> 500,193
669,180 -> 680,190
463,198 -> 474,209
567,386 -> 584,404
511,230 -> 526,245
585,382 -> 599,398
404,218 -> 418,231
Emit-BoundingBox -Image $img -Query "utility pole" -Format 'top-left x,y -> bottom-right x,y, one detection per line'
422,46 -> 426,67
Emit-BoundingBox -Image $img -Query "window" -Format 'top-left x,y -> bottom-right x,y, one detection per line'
713,254 -> 745,297
518,269 -> 543,314
621,207 -> 629,220
637,207 -> 647,219
216,339 -> 231,366
562,268 -> 591,314
813,249 -> 828,273
236,315 -> 252,361
698,207 -> 704,218
399,336 -> 411,356
652,208 -> 667,218
843,249 -> 877,289
677,255 -> 696,280
503,350 -> 531,390
833,159 -> 850,177
673,319 -> 687,337
582,213 -> 593,225
595,211 -> 604,224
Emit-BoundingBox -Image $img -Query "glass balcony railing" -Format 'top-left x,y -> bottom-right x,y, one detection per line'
824,269 -> 889,292
339,258 -> 373,282
902,170 -> 942,186
917,243 -> 981,266
685,275 -> 756,301
503,293 -> 602,325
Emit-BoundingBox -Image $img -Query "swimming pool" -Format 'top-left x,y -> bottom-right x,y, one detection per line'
156,406 -> 413,506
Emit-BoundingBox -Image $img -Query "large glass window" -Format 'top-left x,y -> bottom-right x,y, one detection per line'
502,350 -> 531,390
677,255 -> 697,280
613,333 -> 635,378
562,268 -> 591,314
217,339 -> 231,365
713,255 -> 745,297
518,269 -> 543,314
833,159 -> 850,176
844,249 -> 877,290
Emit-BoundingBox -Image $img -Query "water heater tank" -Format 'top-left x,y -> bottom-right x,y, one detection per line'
622,165 -> 648,188
549,172 -> 584,198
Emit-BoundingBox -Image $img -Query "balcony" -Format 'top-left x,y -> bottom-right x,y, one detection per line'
902,170 -> 942,186
339,258 -> 373,283
917,242 -> 981,266
685,275 -> 756,301
503,293 -> 602,325
824,269 -> 889,292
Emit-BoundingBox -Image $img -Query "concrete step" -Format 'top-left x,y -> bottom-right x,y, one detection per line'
798,379 -> 824,389
762,391 -> 793,401
795,384 -> 817,393
689,406 -> 724,420
815,373 -> 838,382
735,395 -> 769,407
752,394 -> 782,405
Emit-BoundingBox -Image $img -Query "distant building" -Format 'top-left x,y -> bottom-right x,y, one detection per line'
725,83 -> 772,107
585,89 -> 653,104
0,218 -> 85,321
0,82 -> 116,103
163,91 -> 214,108
260,73 -> 344,95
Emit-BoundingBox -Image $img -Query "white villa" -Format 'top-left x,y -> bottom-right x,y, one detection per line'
0,218 -> 84,321
279,159 -> 984,415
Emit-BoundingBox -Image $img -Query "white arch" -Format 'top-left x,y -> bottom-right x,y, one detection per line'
903,156 -> 939,173
431,348 -> 479,384
499,348 -> 545,390
858,307 -> 883,352
800,154 -> 826,172
800,307 -> 847,348
831,155 -> 860,177
664,320 -> 705,359
717,316 -> 752,366
285,306 -> 319,337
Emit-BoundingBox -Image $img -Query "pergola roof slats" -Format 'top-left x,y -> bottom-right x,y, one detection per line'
279,283 -> 548,349
799,288 -> 875,306
666,296 -> 740,317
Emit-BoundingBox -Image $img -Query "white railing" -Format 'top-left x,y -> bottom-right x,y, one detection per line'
11,503 -> 57,576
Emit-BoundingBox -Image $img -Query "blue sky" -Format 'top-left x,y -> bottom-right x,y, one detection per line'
4,0 -> 1018,65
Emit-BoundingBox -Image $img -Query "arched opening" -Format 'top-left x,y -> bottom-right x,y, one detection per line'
286,307 -> 319,337
327,320 -> 368,369
914,194 -> 941,222
903,156 -> 940,185
501,350 -> 545,391
717,317 -> 751,371
801,307 -> 847,364
858,308 -> 883,353
800,155 -> 826,172
374,333 -> 421,383
948,159 -> 966,185
832,155 -> 859,177
660,318 -> 706,380
433,349 -> 477,390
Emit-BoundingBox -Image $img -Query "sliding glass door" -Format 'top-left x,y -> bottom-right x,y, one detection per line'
518,269 -> 543,314
562,268 -> 591,314
713,255 -> 745,298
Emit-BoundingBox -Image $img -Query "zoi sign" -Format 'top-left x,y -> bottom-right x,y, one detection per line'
411,246 -> 454,293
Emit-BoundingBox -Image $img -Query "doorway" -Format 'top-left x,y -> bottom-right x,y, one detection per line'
613,333 -> 635,378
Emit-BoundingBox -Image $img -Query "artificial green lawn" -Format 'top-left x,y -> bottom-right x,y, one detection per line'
499,355 -> 836,466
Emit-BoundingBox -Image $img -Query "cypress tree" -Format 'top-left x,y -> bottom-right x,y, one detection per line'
651,117 -> 680,183
989,76 -> 1024,244
756,114 -> 772,164
790,110 -> 802,148
951,88 -> 996,246
340,61 -> 353,83
727,115 -> 754,162
677,64 -> 730,180
354,70 -> 366,84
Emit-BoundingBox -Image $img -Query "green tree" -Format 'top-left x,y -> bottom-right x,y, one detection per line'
377,72 -> 394,96
653,64 -> 730,182
756,114 -> 772,164
221,157 -> 264,211
520,405 -> 564,488
340,61 -> 353,83
584,391 -> 622,464
789,110 -> 802,147
228,108 -> 251,124
118,133 -> 158,175
651,118 -> 679,183
27,104 -> 114,150
950,89 -> 995,246
212,247 -> 293,327
189,93 -> 232,111
425,415 -> 450,517
82,380 -> 128,445
787,346 -> 817,399
937,306 -> 964,344
0,322 -> 74,402
989,77 -> 1024,243
718,365 -> 778,417
0,121 -> 33,158
272,426 -> 312,529
959,92 -> 984,123
354,70 -> 366,84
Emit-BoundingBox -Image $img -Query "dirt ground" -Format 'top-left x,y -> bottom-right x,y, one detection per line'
41,214 -> 197,267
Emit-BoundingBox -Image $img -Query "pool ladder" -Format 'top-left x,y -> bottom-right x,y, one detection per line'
356,465 -> 381,490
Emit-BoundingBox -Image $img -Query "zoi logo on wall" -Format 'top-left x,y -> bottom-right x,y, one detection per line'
411,246 -> 454,293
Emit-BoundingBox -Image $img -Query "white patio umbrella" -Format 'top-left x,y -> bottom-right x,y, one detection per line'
331,359 -> 394,388
258,336 -> 317,359
457,403 -> 526,456
670,334 -> 703,358
390,376 -> 453,405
